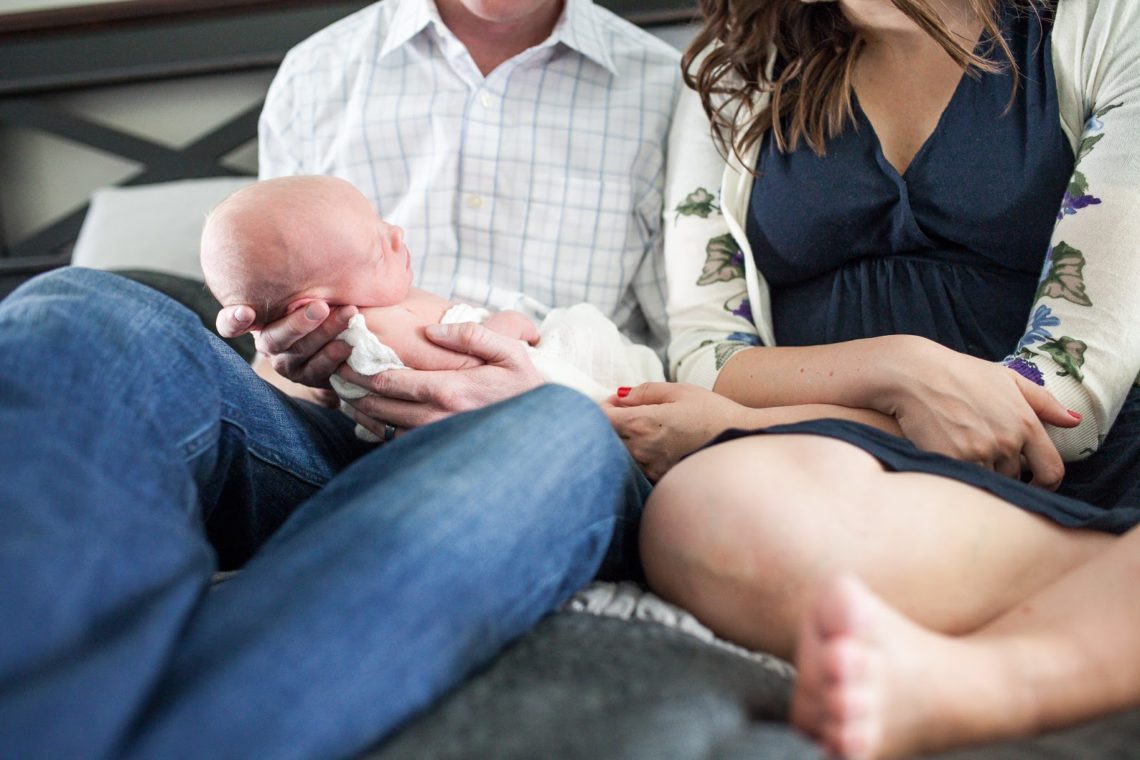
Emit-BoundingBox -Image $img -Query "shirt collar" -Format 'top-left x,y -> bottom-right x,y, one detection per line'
378,0 -> 436,60
550,0 -> 619,76
378,0 -> 619,76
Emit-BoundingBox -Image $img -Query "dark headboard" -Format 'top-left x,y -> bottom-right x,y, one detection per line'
0,0 -> 697,294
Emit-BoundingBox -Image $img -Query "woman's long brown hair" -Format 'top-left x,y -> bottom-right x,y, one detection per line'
683,0 -> 1046,162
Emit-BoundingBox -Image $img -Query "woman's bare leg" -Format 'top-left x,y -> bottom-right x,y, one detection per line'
640,434 -> 1112,658
791,520 -> 1140,759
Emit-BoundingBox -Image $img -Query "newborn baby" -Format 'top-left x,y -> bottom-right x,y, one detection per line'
200,175 -> 663,438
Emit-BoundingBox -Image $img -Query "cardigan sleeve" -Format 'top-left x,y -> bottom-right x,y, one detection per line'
664,83 -> 764,387
1006,0 -> 1140,460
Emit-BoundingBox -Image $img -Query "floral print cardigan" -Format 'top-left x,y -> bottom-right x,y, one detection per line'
664,0 -> 1140,460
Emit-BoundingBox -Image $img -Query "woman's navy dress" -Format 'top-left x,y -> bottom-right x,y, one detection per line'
730,6 -> 1140,532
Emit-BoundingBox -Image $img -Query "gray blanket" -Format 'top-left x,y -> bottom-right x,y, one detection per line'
366,606 -> 1140,759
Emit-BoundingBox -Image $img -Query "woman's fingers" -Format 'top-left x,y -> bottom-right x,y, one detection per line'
1020,427 -> 1066,490
609,381 -> 679,407
1013,373 -> 1080,428
991,452 -> 1023,481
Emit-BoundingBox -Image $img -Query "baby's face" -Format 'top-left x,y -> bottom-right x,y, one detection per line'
283,214 -> 414,317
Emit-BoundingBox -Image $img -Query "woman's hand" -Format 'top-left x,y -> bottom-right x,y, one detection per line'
216,300 -> 358,388
336,321 -> 544,436
605,383 -> 755,482
887,341 -> 1080,489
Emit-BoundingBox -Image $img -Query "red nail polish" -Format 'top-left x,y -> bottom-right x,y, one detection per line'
1068,410 -> 1082,421
617,386 -> 631,398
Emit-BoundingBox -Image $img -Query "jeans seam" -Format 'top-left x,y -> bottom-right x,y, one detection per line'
212,402 -> 332,488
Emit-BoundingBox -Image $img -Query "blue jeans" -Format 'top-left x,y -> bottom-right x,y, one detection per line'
0,268 -> 648,759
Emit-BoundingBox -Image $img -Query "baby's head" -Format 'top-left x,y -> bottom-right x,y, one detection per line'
201,175 -> 413,329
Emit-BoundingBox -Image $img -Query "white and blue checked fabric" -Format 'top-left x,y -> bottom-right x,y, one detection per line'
260,0 -> 682,351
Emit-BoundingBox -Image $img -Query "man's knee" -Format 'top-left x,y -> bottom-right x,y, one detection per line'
481,384 -> 633,517
497,384 -> 621,456
0,268 -> 233,420
3,268 -> 203,346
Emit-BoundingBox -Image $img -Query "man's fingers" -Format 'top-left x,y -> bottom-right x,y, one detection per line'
256,304 -> 357,384
344,386 -> 445,429
345,402 -> 402,439
216,305 -> 256,338
278,305 -> 358,363
285,340 -> 353,388
338,366 -> 433,403
424,322 -> 522,366
255,300 -> 332,355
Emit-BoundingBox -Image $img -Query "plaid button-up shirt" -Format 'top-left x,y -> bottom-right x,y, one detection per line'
260,0 -> 681,352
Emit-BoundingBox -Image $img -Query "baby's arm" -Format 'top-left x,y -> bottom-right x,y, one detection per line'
483,310 -> 540,346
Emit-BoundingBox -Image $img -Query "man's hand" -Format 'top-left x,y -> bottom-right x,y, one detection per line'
337,321 -> 544,435
216,300 -> 358,388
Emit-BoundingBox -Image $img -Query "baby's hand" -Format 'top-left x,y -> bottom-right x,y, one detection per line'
484,310 -> 540,346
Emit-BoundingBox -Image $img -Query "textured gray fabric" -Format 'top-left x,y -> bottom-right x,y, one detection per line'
366,610 -> 806,760
365,610 -> 1140,759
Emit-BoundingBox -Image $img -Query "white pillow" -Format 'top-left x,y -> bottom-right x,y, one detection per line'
72,177 -> 255,281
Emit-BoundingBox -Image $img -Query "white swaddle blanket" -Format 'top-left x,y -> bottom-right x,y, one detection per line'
328,303 -> 665,441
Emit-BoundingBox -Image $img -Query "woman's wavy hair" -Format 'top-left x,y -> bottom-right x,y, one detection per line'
683,0 -> 1048,162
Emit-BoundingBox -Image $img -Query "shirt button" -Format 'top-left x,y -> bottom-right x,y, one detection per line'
466,194 -> 484,209
479,93 -> 493,108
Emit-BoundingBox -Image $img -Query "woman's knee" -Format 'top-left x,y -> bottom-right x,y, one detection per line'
639,435 -> 874,618
642,441 -> 801,594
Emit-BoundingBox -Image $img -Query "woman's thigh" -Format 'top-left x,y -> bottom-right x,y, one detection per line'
640,434 -> 1114,657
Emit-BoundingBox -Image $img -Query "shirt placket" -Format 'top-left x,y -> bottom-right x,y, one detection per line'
454,76 -> 502,306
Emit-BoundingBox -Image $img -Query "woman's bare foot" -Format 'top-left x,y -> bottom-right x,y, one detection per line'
790,574 -> 1038,759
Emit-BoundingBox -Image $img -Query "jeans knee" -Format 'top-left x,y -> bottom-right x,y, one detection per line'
515,384 -> 625,474
3,268 -> 203,349
1,268 -> 227,421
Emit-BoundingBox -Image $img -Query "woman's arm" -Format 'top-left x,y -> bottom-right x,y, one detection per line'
606,382 -> 901,482
1008,0 -> 1140,460
664,83 -> 767,390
